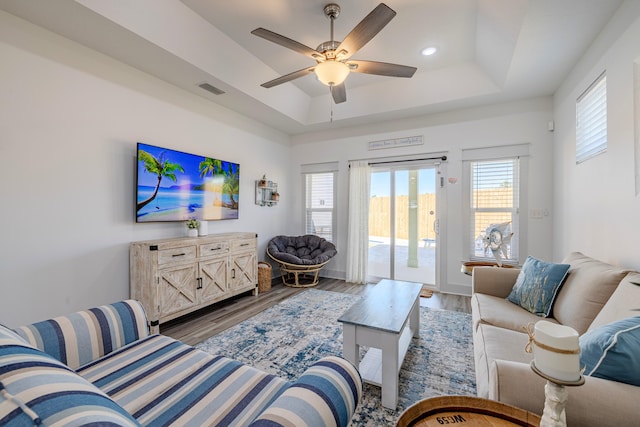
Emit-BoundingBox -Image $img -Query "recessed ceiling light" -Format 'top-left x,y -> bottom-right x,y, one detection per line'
421,47 -> 437,56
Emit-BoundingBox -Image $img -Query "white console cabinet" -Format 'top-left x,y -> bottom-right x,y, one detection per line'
130,232 -> 258,333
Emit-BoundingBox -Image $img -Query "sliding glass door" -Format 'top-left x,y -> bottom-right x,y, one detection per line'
368,164 -> 439,286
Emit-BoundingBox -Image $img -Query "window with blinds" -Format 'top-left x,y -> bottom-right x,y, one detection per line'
576,72 -> 607,164
304,172 -> 336,242
469,158 -> 520,263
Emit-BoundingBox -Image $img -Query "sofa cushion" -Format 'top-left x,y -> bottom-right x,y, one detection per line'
589,273 -> 640,331
553,252 -> 631,334
0,324 -> 141,426
507,256 -> 570,317
77,333 -> 289,426
472,293 -> 558,333
472,266 -> 522,298
580,316 -> 640,386
268,235 -> 337,265
473,324 -> 533,398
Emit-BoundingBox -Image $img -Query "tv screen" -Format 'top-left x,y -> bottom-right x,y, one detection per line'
136,142 -> 239,222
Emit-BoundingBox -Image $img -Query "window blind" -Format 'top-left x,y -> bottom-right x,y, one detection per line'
304,172 -> 335,242
469,158 -> 519,262
576,72 -> 607,164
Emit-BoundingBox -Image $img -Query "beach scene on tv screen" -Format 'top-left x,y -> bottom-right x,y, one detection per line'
136,143 -> 239,222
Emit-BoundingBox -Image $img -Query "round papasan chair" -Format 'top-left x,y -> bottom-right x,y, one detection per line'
267,235 -> 337,287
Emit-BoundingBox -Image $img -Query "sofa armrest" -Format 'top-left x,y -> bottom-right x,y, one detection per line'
249,356 -> 362,427
13,300 -> 149,370
472,267 -> 521,298
490,359 -> 640,427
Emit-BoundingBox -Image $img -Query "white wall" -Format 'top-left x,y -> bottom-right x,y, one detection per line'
0,11 -> 293,327
12,0 -> 635,324
290,98 -> 555,294
553,1 -> 640,269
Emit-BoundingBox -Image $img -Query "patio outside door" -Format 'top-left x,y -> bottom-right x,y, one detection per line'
367,165 -> 439,286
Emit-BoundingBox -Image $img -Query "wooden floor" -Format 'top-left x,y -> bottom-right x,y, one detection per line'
162,277 -> 471,346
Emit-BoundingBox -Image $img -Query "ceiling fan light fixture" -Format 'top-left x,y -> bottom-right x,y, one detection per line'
252,3 -> 413,104
314,60 -> 350,86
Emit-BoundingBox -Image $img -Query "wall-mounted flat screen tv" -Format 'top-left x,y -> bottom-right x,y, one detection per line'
136,142 -> 239,222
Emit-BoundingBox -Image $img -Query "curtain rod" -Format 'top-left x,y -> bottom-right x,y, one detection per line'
368,155 -> 447,165
348,155 -> 447,167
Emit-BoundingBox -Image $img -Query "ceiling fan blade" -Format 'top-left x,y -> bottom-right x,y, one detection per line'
331,83 -> 346,104
260,66 -> 316,88
348,60 -> 417,78
251,28 -> 323,60
336,3 -> 396,61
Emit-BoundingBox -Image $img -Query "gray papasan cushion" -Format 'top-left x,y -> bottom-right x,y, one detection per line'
267,235 -> 337,266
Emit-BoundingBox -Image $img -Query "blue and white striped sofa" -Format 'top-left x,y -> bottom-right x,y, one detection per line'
0,300 -> 362,426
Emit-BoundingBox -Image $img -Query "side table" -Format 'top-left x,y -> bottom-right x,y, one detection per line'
396,396 -> 541,427
460,261 -> 517,276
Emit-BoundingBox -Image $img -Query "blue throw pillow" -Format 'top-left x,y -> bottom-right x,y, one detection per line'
507,256 -> 570,317
580,316 -> 640,386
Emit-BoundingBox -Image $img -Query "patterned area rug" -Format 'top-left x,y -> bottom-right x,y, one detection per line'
196,289 -> 476,426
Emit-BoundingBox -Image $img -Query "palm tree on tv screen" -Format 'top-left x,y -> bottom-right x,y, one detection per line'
137,149 -> 184,212
199,157 -> 223,178
223,163 -> 239,209
199,158 -> 239,209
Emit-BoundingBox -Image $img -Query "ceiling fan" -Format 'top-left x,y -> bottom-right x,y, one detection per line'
251,3 -> 417,104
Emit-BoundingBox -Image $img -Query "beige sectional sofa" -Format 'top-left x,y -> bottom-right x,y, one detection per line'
471,251 -> 640,427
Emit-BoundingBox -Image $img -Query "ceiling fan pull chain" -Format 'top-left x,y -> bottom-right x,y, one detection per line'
330,87 -> 334,123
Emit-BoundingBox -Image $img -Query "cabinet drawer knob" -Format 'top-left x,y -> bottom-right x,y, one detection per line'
172,253 -> 186,257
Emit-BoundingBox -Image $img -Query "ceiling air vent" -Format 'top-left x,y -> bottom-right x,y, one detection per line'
197,82 -> 225,95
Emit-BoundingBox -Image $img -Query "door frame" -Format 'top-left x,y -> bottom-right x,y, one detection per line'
366,159 -> 447,290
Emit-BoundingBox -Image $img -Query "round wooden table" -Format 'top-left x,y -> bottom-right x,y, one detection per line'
396,396 -> 541,427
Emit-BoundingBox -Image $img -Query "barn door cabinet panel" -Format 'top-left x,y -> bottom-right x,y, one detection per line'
229,237 -> 258,291
130,232 -> 258,333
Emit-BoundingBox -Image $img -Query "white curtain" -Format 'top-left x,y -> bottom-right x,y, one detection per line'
346,161 -> 371,284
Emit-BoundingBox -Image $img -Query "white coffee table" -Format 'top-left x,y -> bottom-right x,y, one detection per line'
338,279 -> 422,409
